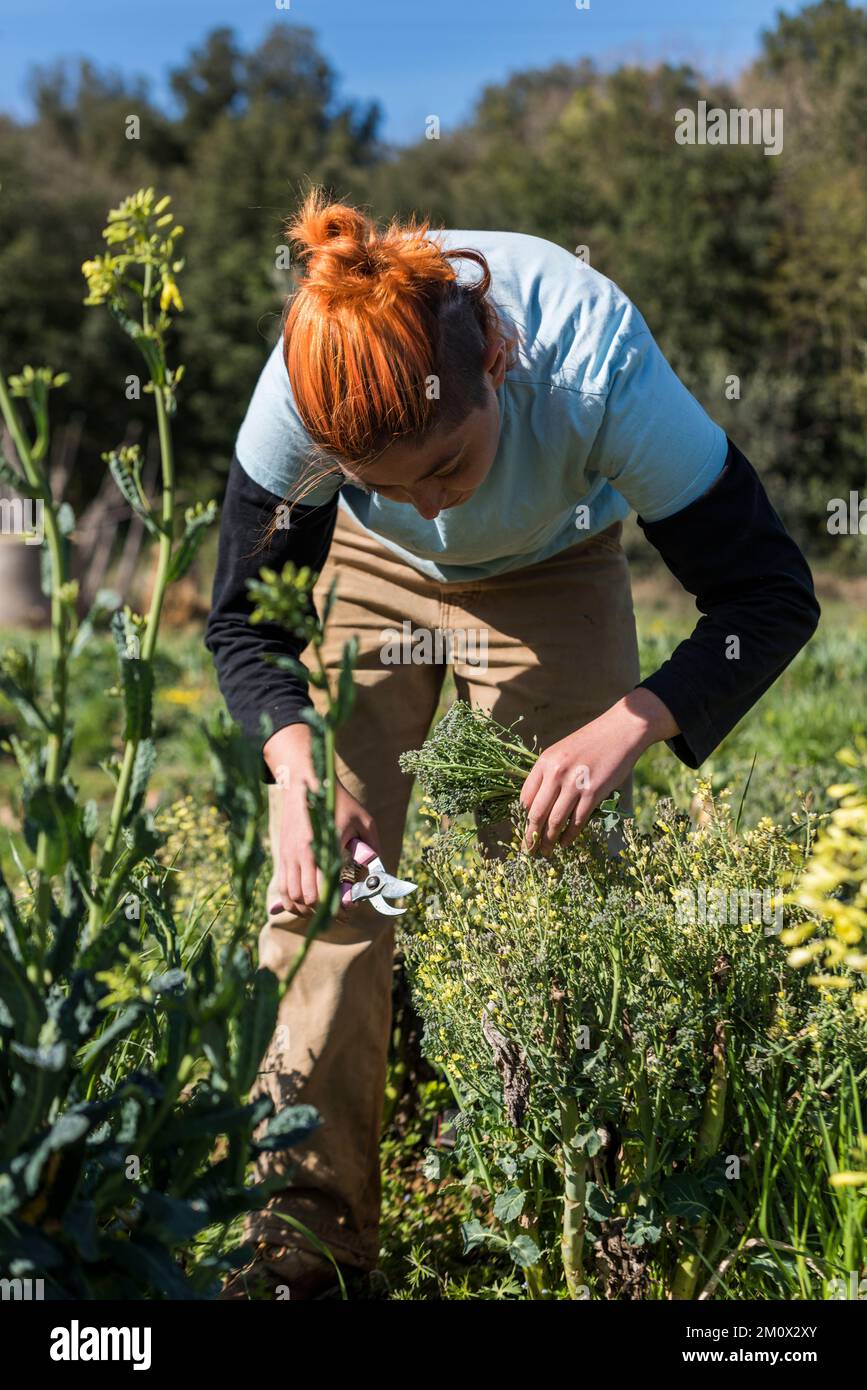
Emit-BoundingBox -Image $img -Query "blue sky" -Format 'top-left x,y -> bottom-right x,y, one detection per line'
2,0 -> 811,145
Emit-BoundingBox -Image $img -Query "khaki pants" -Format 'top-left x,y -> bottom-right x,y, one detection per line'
251,508 -> 640,1269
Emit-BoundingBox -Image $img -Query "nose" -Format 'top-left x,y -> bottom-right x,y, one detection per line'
412,483 -> 446,520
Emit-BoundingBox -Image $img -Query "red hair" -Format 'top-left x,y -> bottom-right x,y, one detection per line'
281,190 -> 519,488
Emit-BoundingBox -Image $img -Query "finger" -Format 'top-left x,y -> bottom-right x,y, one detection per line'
522,778 -> 560,853
519,760 -> 544,811
559,796 -> 592,848
286,864 -> 303,910
360,816 -> 383,858
268,866 -> 291,915
300,853 -> 320,909
270,893 -> 309,918
267,868 -> 283,913
344,813 -> 383,860
539,788 -> 581,856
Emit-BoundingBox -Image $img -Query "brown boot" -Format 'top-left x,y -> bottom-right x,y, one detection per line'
219,1243 -> 363,1301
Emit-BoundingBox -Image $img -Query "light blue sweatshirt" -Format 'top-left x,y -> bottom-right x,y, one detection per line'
235,229 -> 727,584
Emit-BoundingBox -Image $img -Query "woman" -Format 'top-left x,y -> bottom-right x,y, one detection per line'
206,191 -> 819,1298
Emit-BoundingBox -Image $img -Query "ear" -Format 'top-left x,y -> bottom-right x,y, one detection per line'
483,334 -> 507,389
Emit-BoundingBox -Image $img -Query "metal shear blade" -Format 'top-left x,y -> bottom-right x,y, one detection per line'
341,839 -> 417,916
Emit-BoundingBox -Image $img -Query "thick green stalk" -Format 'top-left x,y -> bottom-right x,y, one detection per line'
89,267 -> 175,931
560,1095 -> 588,1297
671,1022 -> 728,1300
618,1055 -> 652,1204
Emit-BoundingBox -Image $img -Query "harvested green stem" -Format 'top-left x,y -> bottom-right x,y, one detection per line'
400,701 -> 537,824
401,700 -> 621,831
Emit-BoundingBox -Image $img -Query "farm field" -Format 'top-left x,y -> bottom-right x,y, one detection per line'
1,143 -> 865,1306
2,594 -> 864,1300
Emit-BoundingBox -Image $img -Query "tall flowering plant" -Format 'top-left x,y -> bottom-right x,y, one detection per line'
0,191 -> 336,1297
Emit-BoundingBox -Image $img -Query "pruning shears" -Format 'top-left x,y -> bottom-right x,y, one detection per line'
339,837 -> 417,916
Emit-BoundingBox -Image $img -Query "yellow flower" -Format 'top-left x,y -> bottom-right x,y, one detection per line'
162,687 -> 202,707
160,275 -> 184,314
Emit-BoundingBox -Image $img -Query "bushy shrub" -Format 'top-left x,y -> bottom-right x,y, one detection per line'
401,750 -> 867,1299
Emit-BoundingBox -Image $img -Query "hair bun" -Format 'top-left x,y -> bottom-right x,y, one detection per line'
285,189 -> 455,306
288,195 -> 370,258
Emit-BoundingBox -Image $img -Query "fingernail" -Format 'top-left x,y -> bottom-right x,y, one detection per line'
269,901 -> 285,915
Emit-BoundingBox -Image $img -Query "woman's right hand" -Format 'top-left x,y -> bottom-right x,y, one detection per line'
264,722 -> 382,917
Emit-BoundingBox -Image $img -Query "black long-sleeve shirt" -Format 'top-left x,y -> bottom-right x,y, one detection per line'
204,437 -> 820,780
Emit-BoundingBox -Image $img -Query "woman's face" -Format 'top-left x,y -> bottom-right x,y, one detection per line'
339,337 -> 507,522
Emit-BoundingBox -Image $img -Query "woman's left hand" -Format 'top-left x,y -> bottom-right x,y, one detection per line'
519,687 -> 678,854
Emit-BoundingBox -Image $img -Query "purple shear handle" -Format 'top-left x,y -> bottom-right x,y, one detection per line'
339,837 -> 380,907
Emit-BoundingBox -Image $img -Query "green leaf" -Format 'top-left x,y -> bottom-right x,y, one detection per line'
22,783 -> 82,878
136,880 -> 179,965
101,1232 -> 198,1298
10,1040 -> 68,1071
82,798 -> 99,838
19,1112 -> 89,1194
461,1218 -> 493,1254
46,877 -> 85,981
128,739 -> 157,819
77,912 -> 133,973
0,668 -> 50,732
747,1250 -> 798,1288
573,1122 -> 605,1157
78,1005 -> 145,1069
623,1213 -> 663,1247
70,588 -> 121,660
0,947 -> 44,1041
151,1094 -> 272,1149
493,1186 -> 526,1223
0,859 -> 27,963
0,1223 -> 65,1270
166,500 -> 217,584
107,448 -> 162,537
662,1173 -> 713,1224
231,968 -> 280,1094
583,1182 -> 614,1223
334,637 -> 358,725
508,1233 -> 541,1268
63,1201 -> 99,1261
119,655 -> 153,742
422,1150 -> 442,1181
140,1190 -> 211,1241
253,1104 -> 321,1153
119,811 -> 161,863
